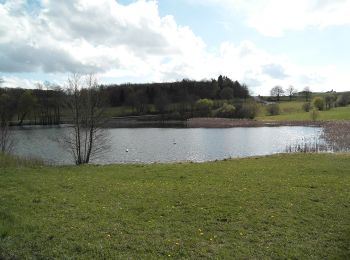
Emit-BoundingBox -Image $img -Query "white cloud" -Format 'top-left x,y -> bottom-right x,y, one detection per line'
194,0 -> 350,37
0,76 -> 40,89
0,0 -> 206,76
0,0 -> 348,95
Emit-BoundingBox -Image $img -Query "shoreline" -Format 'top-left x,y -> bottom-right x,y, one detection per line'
186,117 -> 327,128
9,117 -> 350,129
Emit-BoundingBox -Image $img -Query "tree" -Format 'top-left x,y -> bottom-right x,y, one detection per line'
239,83 -> 250,99
270,86 -> 284,101
210,79 -> 219,99
17,90 -> 37,126
336,93 -> 350,107
286,86 -> 297,101
0,77 -> 4,87
61,74 -> 109,165
214,103 -> 236,118
219,87 -> 234,100
154,93 -> 170,114
239,101 -> 258,119
313,97 -> 325,111
0,93 -> 15,153
218,75 -> 223,90
324,94 -> 336,110
302,86 -> 312,101
35,82 -> 57,125
195,98 -> 214,116
134,89 -> 148,113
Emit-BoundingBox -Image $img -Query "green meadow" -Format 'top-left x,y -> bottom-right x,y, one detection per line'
257,101 -> 350,121
1,153 -> 349,259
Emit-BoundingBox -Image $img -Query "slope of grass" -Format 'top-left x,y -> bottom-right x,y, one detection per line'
0,153 -> 349,259
0,153 -> 44,168
258,102 -> 350,121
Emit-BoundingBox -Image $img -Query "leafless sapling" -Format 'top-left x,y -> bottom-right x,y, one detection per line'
62,74 -> 109,165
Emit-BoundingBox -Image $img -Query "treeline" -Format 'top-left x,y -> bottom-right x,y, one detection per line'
0,76 -> 251,124
103,76 -> 250,113
0,84 -> 63,126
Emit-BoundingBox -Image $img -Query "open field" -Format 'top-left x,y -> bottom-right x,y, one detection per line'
257,102 -> 350,121
1,153 -> 349,259
101,101 -> 350,122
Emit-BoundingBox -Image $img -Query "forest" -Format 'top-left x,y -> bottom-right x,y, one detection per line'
0,75 -> 252,125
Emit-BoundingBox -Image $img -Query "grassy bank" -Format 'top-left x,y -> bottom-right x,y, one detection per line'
104,102 -> 350,123
257,102 -> 350,121
1,153 -> 349,259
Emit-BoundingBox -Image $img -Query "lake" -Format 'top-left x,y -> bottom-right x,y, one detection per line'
10,126 -> 323,164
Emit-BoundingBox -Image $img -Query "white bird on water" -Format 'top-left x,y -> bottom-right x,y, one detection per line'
126,149 -> 129,153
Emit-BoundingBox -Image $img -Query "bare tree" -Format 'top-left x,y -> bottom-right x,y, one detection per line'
0,93 -> 15,153
286,85 -> 297,101
61,74 -> 109,165
17,90 -> 37,126
270,86 -> 284,101
0,124 -> 14,153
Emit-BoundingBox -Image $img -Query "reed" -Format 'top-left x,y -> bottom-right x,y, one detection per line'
285,120 -> 350,153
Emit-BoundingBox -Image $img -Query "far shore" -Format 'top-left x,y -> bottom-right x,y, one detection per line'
186,117 -> 328,128
10,117 -> 349,128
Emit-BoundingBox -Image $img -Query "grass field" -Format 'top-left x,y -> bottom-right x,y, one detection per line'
102,106 -> 135,117
257,102 -> 350,121
104,105 -> 157,117
1,153 -> 349,259
104,101 -> 350,121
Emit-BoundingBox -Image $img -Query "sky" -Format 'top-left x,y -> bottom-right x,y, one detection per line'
0,0 -> 349,95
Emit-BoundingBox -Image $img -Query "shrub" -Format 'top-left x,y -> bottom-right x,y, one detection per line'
302,102 -> 311,112
240,101 -> 258,119
310,108 -> 319,121
336,93 -> 350,107
214,103 -> 236,118
324,94 -> 336,110
266,103 -> 280,116
312,97 -> 325,111
195,99 -> 214,116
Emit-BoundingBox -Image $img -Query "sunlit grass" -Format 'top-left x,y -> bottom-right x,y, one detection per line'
0,153 -> 43,168
103,106 -> 136,117
257,102 -> 350,121
0,153 -> 349,259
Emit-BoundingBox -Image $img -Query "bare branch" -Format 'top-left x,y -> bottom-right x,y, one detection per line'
58,74 -> 110,165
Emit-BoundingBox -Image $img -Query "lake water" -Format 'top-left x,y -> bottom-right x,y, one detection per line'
10,126 -> 323,165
